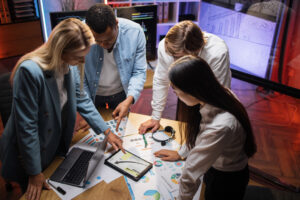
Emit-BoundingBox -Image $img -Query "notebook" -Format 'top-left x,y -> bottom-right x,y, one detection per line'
49,138 -> 107,188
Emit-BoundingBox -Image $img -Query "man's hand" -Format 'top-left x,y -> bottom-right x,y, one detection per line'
154,150 -> 181,161
139,119 -> 160,134
105,129 -> 125,153
112,96 -> 134,131
26,173 -> 51,200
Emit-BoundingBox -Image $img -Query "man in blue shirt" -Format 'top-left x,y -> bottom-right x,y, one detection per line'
84,4 -> 147,129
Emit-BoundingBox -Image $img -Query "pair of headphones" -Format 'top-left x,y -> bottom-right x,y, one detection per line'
152,126 -> 175,146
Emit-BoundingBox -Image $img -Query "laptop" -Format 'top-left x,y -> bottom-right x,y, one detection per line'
49,138 -> 107,188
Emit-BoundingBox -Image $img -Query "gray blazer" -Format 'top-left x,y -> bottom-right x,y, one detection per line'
0,60 -> 107,181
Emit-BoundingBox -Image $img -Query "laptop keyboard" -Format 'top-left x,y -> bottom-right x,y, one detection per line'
62,151 -> 94,185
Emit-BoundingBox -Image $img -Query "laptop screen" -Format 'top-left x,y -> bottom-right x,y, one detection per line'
83,138 -> 107,186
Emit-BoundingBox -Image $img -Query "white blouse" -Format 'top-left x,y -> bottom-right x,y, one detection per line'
178,104 -> 248,200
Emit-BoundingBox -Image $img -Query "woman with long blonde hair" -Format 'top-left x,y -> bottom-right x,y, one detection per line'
0,18 -> 123,200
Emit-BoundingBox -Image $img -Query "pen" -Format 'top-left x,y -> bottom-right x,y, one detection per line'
142,134 -> 148,148
47,180 -> 66,195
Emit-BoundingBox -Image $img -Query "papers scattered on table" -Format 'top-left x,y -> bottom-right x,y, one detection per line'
76,117 -> 128,147
49,116 -> 202,200
121,131 -> 184,200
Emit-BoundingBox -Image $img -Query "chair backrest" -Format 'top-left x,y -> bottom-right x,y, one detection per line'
0,72 -> 12,126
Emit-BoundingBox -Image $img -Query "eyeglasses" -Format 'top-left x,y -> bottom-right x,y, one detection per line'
152,126 -> 175,146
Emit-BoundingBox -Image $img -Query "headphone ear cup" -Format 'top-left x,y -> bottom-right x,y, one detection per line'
164,126 -> 173,133
165,126 -> 175,139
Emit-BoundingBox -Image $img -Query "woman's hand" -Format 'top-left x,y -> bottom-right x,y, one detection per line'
154,149 -> 181,161
26,173 -> 51,200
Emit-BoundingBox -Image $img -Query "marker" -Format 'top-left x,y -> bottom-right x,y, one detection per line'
142,134 -> 148,148
47,180 -> 66,195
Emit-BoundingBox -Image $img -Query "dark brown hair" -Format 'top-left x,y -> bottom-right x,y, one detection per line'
169,55 -> 257,157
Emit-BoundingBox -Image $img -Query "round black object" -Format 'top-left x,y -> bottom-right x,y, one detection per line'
164,126 -> 173,133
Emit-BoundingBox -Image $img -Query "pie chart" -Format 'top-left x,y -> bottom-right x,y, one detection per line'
143,190 -> 160,200
174,161 -> 183,167
171,173 -> 181,184
154,160 -> 163,167
141,175 -> 150,183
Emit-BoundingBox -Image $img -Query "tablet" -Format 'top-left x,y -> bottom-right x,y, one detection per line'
104,149 -> 153,181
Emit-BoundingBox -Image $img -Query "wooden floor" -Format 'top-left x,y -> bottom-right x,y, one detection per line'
1,77 -> 300,199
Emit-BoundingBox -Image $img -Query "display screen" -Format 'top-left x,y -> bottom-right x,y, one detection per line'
105,149 -> 152,181
199,1 -> 277,78
115,5 -> 157,60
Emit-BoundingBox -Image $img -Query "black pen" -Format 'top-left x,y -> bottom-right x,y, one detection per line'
47,180 -> 66,195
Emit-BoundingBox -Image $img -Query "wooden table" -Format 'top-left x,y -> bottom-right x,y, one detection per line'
143,69 -> 154,89
20,111 -> 184,200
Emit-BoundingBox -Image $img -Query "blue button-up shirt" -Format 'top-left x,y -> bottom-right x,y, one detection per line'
84,18 -> 147,103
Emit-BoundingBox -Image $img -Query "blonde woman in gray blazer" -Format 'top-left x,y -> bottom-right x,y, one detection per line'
0,18 -> 123,200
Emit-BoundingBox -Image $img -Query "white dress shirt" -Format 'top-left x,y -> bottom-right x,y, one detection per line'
151,32 -> 231,120
178,103 -> 248,200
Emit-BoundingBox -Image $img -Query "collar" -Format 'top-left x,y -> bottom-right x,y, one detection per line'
198,32 -> 208,57
115,22 -> 121,47
200,103 -> 224,124
111,20 -> 121,51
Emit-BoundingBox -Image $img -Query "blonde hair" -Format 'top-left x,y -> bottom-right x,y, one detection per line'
165,21 -> 205,57
10,18 -> 94,89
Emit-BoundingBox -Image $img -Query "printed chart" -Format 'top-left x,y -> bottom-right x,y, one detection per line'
77,117 -> 128,147
123,130 -> 184,200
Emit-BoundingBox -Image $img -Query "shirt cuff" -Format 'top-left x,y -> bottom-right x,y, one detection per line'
178,144 -> 189,159
151,110 -> 162,121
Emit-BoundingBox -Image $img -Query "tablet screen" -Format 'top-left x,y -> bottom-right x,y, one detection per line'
105,149 -> 152,181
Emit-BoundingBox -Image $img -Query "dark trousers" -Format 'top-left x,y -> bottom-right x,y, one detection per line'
204,165 -> 249,200
95,91 -> 126,110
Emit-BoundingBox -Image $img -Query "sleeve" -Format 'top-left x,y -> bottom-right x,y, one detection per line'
83,73 -> 92,99
178,127 -> 232,200
178,144 -> 189,159
210,47 -> 231,88
126,28 -> 147,103
151,40 -> 174,120
74,68 -> 109,134
13,67 -> 42,175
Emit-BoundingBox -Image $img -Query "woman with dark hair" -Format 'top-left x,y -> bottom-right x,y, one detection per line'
154,55 -> 256,200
